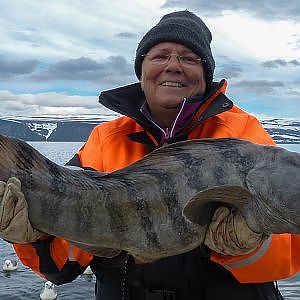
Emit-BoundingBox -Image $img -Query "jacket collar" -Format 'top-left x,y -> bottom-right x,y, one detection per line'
98,79 -> 232,143
99,81 -> 225,120
99,82 -> 146,122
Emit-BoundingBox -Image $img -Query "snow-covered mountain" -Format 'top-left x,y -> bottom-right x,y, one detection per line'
0,115 -> 299,144
0,114 -> 119,142
260,118 -> 300,144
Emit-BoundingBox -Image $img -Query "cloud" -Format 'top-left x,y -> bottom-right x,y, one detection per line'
0,57 -> 40,76
232,80 -> 284,94
115,32 -> 137,39
215,65 -> 243,79
11,27 -> 40,45
0,1 -> 148,63
0,90 -> 112,116
262,59 -> 300,68
162,0 -> 300,21
0,55 -> 137,88
31,56 -> 136,85
296,38 -> 300,48
0,0 -> 298,119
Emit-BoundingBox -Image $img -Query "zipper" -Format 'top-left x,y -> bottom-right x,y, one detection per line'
121,253 -> 129,300
141,98 -> 187,142
165,127 -> 170,139
169,98 -> 186,137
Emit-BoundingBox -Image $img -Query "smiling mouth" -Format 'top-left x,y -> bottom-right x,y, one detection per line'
160,81 -> 184,88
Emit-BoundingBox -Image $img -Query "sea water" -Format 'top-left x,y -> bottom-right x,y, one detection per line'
0,142 -> 300,299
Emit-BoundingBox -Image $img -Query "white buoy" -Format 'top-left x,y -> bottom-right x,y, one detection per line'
40,281 -> 57,300
83,265 -> 93,275
2,259 -> 18,271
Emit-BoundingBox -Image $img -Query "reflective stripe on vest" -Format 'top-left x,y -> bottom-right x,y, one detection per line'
223,236 -> 273,269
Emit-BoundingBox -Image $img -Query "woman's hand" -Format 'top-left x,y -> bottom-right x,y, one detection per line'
204,206 -> 266,256
0,177 -> 45,243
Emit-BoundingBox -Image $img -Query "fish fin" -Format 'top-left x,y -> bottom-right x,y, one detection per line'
183,185 -> 253,226
70,241 -> 121,258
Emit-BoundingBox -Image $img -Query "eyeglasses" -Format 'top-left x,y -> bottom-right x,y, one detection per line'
141,53 -> 206,67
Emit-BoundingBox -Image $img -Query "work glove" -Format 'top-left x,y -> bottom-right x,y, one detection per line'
204,206 -> 265,256
0,177 -> 45,243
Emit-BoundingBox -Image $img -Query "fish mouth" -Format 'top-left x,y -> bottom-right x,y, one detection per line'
160,81 -> 185,88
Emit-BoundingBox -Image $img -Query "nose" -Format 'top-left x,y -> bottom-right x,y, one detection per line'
164,55 -> 183,73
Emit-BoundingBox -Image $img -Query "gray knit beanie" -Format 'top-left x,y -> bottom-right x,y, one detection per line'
134,10 -> 215,87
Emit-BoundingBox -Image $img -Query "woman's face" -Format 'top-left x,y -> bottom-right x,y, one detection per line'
140,42 -> 206,123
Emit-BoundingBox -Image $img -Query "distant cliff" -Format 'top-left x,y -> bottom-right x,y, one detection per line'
260,119 -> 300,144
0,115 -> 299,144
0,115 -> 117,142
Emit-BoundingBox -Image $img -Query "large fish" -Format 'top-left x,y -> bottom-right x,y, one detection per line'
0,134 -> 299,261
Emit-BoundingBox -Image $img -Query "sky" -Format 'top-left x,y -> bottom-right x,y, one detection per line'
0,0 -> 299,119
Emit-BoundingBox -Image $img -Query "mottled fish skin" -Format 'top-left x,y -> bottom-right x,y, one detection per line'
0,134 -> 299,261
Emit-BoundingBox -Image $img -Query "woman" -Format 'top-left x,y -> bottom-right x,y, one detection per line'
1,10 -> 298,300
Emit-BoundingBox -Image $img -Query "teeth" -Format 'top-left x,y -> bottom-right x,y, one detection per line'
161,82 -> 183,88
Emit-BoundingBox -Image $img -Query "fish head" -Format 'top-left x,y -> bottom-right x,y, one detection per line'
246,148 -> 300,234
